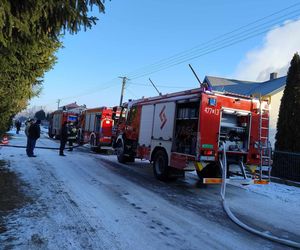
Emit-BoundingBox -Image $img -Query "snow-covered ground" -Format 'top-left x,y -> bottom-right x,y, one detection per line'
0,130 -> 299,249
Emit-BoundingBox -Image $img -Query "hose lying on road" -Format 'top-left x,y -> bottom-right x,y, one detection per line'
220,147 -> 300,249
0,144 -> 82,150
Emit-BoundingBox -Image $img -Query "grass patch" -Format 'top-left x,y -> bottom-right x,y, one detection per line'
0,160 -> 31,233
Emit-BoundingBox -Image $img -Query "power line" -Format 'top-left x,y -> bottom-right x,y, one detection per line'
127,2 -> 300,77
126,4 -> 300,79
40,3 -> 300,104
42,78 -> 120,107
128,81 -> 191,89
129,15 -> 300,79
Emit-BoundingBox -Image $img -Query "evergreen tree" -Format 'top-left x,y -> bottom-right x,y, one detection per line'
275,53 -> 300,152
0,0 -> 106,135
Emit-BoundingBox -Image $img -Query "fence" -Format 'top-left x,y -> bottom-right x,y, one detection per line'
272,151 -> 300,182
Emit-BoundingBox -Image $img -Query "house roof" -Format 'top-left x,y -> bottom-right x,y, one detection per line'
59,102 -> 80,110
203,75 -> 286,96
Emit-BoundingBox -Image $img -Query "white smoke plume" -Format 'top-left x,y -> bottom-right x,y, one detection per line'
234,19 -> 300,81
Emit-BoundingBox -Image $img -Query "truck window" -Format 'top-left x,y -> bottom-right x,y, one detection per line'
127,106 -> 137,125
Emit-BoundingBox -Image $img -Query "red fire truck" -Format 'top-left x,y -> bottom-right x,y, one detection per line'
48,110 -> 79,139
77,107 -> 114,151
113,88 -> 271,182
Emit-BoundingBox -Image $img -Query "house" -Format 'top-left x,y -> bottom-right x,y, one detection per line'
203,73 -> 287,146
58,102 -> 86,113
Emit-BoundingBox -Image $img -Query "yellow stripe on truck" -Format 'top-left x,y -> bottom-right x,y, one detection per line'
203,178 -> 222,184
254,179 -> 269,185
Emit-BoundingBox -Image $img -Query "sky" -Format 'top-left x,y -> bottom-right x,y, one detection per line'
29,0 -> 300,111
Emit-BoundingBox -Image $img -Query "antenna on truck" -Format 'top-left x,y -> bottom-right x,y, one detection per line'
189,64 -> 202,86
188,64 -> 212,91
149,78 -> 162,96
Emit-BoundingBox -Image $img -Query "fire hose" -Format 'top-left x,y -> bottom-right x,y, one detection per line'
0,144 -> 82,150
220,142 -> 300,249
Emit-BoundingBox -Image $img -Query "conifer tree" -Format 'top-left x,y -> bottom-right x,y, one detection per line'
275,53 -> 300,152
0,0 -> 106,134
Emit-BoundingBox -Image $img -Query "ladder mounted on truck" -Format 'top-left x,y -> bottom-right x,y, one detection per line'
252,94 -> 272,183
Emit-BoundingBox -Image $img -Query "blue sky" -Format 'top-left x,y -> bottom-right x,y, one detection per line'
29,0 -> 300,111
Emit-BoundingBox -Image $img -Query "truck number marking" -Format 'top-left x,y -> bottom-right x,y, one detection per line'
159,106 -> 167,129
204,107 -> 219,116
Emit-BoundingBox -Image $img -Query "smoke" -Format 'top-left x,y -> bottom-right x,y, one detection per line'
234,19 -> 300,81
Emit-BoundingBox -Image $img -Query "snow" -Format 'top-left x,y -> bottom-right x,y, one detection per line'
0,130 -> 299,249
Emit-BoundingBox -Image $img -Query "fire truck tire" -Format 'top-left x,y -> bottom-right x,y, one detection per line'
116,140 -> 127,163
127,156 -> 135,163
90,135 -> 96,152
48,132 -> 54,139
77,130 -> 83,145
196,163 -> 220,181
153,150 -> 169,181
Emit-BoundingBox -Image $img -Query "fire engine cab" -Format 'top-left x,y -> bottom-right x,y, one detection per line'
77,107 -> 114,151
113,88 -> 271,183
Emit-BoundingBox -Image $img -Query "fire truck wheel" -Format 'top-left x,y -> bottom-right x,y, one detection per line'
48,133 -> 54,139
90,135 -> 96,152
77,131 -> 82,145
153,150 -> 169,181
196,163 -> 220,181
116,140 -> 127,163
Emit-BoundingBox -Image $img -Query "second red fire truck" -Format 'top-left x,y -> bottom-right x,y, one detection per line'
113,87 -> 271,183
77,107 -> 115,151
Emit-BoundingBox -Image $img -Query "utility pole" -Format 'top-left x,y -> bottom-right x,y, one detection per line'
118,76 -> 129,106
57,99 -> 61,109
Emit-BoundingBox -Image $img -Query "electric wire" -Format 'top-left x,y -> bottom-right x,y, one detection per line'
128,11 -> 300,79
128,81 -> 191,89
126,2 -> 300,79
129,16 -> 300,80
39,3 -> 300,104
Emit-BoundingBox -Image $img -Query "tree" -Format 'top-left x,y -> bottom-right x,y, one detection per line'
35,110 -> 46,121
275,53 -> 300,152
0,0 -> 106,135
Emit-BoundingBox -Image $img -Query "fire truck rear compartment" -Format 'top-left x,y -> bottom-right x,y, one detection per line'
173,101 -> 199,155
219,111 -> 250,157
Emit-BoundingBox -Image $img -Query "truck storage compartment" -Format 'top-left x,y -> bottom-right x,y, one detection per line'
219,110 -> 250,153
173,101 -> 199,155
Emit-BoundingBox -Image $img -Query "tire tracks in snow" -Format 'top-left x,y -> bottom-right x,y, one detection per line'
29,160 -> 110,250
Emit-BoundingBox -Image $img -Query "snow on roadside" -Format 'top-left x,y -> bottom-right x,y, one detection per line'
234,182 -> 300,214
189,169 -> 299,208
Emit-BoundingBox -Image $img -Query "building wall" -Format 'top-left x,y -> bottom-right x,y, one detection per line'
269,90 -> 284,147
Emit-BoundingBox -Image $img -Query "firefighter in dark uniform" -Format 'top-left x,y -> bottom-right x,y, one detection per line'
67,122 -> 77,151
59,121 -> 68,156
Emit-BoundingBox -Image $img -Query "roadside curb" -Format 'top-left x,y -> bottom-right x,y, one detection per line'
271,176 -> 300,188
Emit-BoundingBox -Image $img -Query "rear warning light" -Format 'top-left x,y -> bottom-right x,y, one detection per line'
202,150 -> 214,156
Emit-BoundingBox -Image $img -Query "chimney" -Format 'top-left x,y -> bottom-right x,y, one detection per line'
270,72 -> 278,80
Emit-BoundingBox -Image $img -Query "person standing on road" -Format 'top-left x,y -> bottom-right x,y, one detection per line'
59,121 -> 68,156
26,119 -> 41,157
15,120 -> 21,134
67,122 -> 77,151
25,119 -> 34,137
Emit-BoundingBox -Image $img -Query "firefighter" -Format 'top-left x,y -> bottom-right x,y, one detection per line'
26,119 -> 41,157
59,121 -> 68,156
67,122 -> 77,151
15,120 -> 21,134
